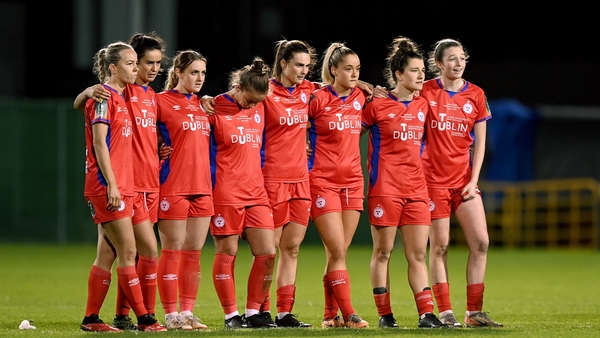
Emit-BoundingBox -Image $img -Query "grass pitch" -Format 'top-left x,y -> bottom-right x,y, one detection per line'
0,243 -> 599,337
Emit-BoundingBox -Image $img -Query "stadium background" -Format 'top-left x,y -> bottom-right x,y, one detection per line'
1,0 -> 598,246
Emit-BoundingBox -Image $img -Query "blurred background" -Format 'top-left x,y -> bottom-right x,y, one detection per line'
1,0 -> 598,248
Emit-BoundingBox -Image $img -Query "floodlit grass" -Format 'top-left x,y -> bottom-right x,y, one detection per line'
0,243 -> 599,337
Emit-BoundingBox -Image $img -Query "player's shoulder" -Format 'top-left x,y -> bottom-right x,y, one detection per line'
464,80 -> 485,94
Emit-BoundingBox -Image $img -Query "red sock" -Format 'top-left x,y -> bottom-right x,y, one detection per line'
414,289 -> 435,316
116,265 -> 147,317
178,250 -> 200,313
213,253 -> 237,314
260,294 -> 271,313
374,292 -> 392,317
432,282 -> 452,313
137,255 -> 158,315
246,254 -> 276,312
115,284 -> 131,316
323,275 -> 339,319
466,283 -> 485,312
85,265 -> 111,317
157,249 -> 180,314
328,270 -> 355,321
276,284 -> 296,314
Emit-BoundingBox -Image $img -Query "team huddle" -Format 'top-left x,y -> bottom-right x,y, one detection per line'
74,31 -> 503,332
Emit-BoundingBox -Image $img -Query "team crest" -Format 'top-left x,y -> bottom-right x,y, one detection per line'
353,99 -> 362,110
418,110 -> 425,122
117,200 -> 126,212
254,113 -> 261,124
315,196 -> 326,209
160,199 -> 170,212
214,215 -> 225,227
462,101 -> 473,114
429,199 -> 435,211
87,201 -> 96,218
301,92 -> 307,103
373,205 -> 384,218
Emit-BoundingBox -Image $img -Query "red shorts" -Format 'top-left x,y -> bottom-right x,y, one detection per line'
265,181 -> 311,228
428,187 -> 481,219
310,185 -> 364,220
157,195 -> 214,220
210,204 -> 274,236
132,192 -> 159,225
367,196 -> 431,227
86,195 -> 133,225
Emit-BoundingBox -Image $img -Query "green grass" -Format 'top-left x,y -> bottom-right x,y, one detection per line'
0,243 -> 599,337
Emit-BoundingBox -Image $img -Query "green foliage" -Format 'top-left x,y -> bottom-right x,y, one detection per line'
0,244 -> 599,337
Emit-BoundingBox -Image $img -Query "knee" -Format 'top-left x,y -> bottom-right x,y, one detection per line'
473,239 -> 489,255
374,247 -> 393,263
409,248 -> 427,264
328,247 -> 347,262
280,243 -> 300,260
431,243 -> 450,257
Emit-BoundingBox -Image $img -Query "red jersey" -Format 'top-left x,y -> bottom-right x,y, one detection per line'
307,86 -> 365,188
420,78 -> 492,188
124,83 -> 159,193
155,90 -> 211,196
209,94 -> 269,206
261,79 -> 319,183
84,85 -> 134,197
362,93 -> 429,199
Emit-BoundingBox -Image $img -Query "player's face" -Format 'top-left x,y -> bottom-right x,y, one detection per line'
281,52 -> 311,86
137,49 -> 162,85
238,88 -> 267,109
398,58 -> 425,92
332,54 -> 360,91
438,46 -> 466,81
178,60 -> 206,94
115,49 -> 138,85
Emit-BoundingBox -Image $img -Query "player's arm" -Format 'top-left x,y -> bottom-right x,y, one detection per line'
74,84 -> 111,110
462,121 -> 487,201
91,121 -> 121,211
200,95 -> 215,115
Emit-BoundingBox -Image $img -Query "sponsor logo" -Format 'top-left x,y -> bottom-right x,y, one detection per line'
94,101 -> 108,119
331,278 -> 346,286
128,277 -> 140,287
163,274 -> 177,281
214,274 -> 230,281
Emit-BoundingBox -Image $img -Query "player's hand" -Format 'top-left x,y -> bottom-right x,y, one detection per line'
89,84 -> 111,103
373,85 -> 388,99
106,185 -> 122,212
306,140 -> 313,158
462,181 -> 479,201
201,95 -> 216,115
159,143 -> 173,160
